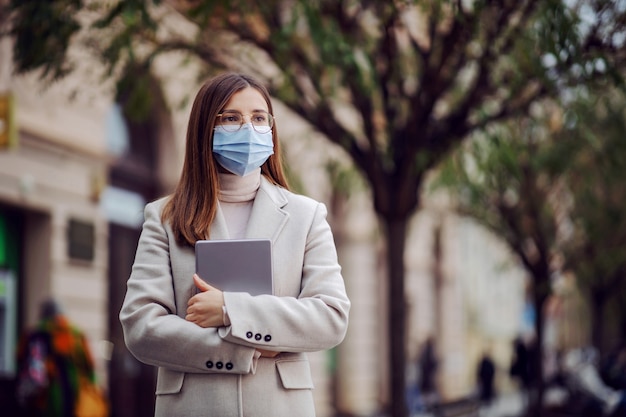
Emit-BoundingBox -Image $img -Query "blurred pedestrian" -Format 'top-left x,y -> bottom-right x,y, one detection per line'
418,336 -> 439,408
15,299 -> 107,417
477,351 -> 496,405
510,336 -> 532,389
510,336 -> 536,410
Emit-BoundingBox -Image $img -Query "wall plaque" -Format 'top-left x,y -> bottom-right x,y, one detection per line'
68,219 -> 95,262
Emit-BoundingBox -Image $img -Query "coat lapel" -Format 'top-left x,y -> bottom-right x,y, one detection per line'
245,177 -> 289,241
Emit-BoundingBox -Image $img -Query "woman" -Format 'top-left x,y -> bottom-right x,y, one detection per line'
119,72 -> 350,417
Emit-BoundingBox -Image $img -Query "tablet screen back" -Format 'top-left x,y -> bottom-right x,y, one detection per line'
195,239 -> 273,295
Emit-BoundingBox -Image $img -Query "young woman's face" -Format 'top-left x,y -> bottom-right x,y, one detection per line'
213,86 -> 274,174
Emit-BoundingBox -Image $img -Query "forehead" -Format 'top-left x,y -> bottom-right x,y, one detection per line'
223,87 -> 268,112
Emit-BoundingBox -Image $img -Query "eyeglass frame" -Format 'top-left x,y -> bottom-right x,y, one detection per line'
215,110 -> 275,133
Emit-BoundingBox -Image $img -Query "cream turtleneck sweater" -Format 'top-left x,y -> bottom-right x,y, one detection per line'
218,168 -> 261,239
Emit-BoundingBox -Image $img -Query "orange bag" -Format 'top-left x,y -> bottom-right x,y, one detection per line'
75,377 -> 109,417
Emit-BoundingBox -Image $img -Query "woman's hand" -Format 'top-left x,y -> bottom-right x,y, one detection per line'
186,274 -> 225,328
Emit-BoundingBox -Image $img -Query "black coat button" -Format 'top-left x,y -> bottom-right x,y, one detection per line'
216,362 -> 223,369
255,333 -> 262,341
226,362 -> 233,370
206,361 -> 214,369
264,335 -> 272,342
246,331 -> 253,339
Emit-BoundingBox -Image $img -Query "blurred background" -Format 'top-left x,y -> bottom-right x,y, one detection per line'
0,1 -> 625,417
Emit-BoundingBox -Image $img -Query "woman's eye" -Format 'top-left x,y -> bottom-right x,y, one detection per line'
223,114 -> 241,123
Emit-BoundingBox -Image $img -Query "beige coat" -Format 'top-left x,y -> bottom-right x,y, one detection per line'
120,177 -> 350,417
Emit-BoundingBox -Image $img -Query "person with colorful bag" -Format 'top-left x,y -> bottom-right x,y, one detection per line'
16,299 -> 108,417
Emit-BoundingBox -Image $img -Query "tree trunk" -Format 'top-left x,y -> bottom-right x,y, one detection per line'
384,216 -> 409,417
527,285 -> 549,417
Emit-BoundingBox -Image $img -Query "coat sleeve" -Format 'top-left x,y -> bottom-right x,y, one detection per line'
119,201 -> 260,375
219,202 -> 350,352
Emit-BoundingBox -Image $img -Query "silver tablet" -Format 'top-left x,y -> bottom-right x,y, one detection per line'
195,239 -> 273,295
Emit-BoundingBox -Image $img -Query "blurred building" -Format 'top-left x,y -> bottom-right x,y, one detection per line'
0,36 -> 111,413
0,19 -> 527,417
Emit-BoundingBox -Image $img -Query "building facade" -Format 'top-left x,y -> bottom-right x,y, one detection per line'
0,36 -> 111,413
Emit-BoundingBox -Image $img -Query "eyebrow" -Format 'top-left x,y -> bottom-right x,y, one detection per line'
221,108 -> 269,113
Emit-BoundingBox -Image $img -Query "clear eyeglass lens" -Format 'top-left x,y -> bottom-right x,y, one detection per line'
218,111 -> 273,133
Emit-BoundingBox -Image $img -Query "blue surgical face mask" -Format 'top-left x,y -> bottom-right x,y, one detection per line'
212,124 -> 274,176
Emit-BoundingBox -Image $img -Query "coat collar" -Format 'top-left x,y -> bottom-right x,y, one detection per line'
209,176 -> 288,241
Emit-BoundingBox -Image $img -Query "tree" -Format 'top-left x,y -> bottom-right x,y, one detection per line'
555,89 -> 626,352
6,1 -> 626,416
434,111 -> 566,415
433,88 -> 626,415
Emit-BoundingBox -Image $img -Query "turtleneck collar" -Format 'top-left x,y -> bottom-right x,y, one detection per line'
218,168 -> 261,203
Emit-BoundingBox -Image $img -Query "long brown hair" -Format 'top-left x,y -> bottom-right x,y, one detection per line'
162,73 -> 289,247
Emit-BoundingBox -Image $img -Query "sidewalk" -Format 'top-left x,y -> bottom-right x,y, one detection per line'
411,391 -> 524,417
479,391 -> 524,417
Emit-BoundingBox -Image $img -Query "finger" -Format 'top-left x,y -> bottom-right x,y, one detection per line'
187,294 -> 199,306
193,274 -> 213,292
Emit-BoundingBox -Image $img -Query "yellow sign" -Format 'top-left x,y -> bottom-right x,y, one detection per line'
0,94 -> 16,149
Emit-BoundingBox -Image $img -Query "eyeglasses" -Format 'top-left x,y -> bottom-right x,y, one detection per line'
216,110 -> 274,134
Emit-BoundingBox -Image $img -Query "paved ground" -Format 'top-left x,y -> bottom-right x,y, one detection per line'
411,391 -> 525,417
479,391 -> 525,417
